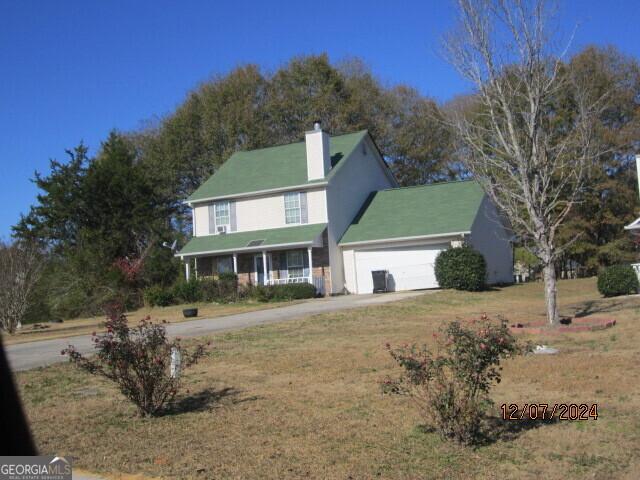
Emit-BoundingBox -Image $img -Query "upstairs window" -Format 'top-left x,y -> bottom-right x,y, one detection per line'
214,201 -> 230,232
284,192 -> 301,224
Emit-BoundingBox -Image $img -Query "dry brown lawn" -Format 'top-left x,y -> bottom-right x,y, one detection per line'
5,300 -> 294,345
15,278 -> 640,479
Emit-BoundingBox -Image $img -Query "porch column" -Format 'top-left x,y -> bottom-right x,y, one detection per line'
307,247 -> 313,280
262,250 -> 268,285
232,253 -> 238,274
194,257 -> 198,280
185,261 -> 191,281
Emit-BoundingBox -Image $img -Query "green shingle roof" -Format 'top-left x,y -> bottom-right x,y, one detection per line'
188,130 -> 369,202
339,181 -> 485,245
178,223 -> 327,256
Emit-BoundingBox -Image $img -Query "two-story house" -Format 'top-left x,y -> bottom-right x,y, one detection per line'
177,123 -> 514,295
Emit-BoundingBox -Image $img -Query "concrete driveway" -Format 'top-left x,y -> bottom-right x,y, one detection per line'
5,291 -> 424,371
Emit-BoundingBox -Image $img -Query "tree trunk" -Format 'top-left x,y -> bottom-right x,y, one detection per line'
543,263 -> 559,325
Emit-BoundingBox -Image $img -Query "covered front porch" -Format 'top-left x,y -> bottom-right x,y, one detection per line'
191,248 -> 326,294
177,223 -> 330,295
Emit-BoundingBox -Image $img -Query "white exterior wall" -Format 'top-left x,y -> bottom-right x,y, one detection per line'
343,249 -> 357,293
193,205 -> 209,237
192,187 -> 327,237
325,136 -> 396,293
305,189 -> 327,227
468,196 -> 514,284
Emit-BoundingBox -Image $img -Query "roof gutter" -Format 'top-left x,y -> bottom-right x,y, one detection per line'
339,231 -> 471,248
185,181 -> 328,206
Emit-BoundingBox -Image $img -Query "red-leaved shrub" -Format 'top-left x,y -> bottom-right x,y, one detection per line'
62,302 -> 209,416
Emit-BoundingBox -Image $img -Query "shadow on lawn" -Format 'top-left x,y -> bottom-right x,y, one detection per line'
483,286 -> 502,292
570,299 -> 628,318
475,415 -> 560,446
166,387 -> 260,415
414,414 -> 559,447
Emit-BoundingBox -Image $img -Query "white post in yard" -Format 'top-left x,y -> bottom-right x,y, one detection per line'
233,253 -> 238,274
185,261 -> 190,281
170,347 -> 182,378
262,251 -> 268,285
307,247 -> 313,282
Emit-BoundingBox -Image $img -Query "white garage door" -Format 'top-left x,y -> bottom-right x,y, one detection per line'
354,243 -> 448,294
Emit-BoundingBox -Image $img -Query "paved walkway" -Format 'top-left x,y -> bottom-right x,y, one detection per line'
6,291 -> 424,371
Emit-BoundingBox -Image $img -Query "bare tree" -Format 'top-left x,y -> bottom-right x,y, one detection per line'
444,0 -> 602,324
0,241 -> 43,333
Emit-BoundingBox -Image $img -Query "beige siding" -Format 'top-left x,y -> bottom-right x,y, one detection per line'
306,189 -> 328,226
468,197 -> 514,284
342,249 -> 357,293
235,194 -> 286,231
192,187 -> 327,237
194,204 -> 210,237
326,136 -> 396,293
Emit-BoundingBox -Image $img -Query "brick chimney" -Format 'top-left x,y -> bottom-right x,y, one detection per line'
305,121 -> 331,181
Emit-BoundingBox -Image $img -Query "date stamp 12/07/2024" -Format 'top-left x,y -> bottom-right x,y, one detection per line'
501,403 -> 599,421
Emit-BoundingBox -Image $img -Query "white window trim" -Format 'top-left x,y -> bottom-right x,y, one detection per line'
214,200 -> 231,233
284,192 -> 302,225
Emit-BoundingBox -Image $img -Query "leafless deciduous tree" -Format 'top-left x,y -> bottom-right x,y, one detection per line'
444,0 -> 602,324
0,241 -> 43,333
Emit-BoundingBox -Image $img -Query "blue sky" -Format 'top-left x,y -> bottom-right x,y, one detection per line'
1,0 -> 639,238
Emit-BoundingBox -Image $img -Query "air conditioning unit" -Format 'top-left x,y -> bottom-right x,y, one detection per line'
217,226 -> 227,234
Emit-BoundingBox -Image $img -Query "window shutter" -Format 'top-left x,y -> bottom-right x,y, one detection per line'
303,249 -> 310,278
208,204 -> 216,234
300,192 -> 308,224
230,201 -> 237,232
279,252 -> 288,279
282,195 -> 287,222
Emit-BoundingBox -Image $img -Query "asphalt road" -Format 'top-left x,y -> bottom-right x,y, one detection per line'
5,291 -> 424,372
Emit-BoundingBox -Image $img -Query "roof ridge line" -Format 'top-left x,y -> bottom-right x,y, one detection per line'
378,179 -> 477,192
232,129 -> 368,155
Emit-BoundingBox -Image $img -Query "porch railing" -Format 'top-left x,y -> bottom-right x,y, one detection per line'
266,276 -> 325,295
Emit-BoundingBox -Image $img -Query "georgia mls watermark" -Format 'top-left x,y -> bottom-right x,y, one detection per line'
0,456 -> 72,480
